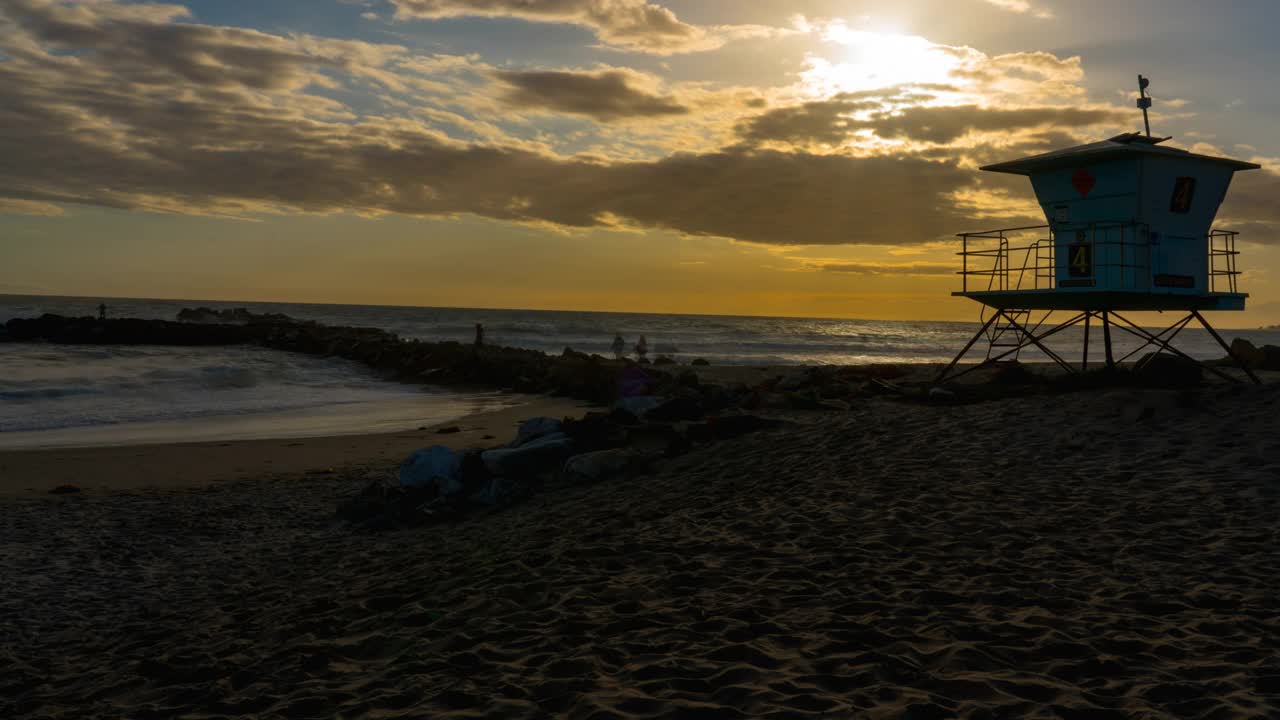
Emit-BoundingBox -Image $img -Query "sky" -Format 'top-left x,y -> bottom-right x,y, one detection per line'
3,0 -> 1280,325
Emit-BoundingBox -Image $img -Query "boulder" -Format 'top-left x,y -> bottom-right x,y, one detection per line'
616,395 -> 661,418
398,446 -> 461,495
510,416 -> 563,447
691,358 -> 710,366
336,478 -> 441,528
927,386 -> 957,402
563,449 -> 648,484
1228,338 -> 1264,368
645,395 -> 704,422
1136,353 -> 1203,387
625,423 -> 691,457
561,412 -> 629,453
482,432 -> 574,477
1260,345 -> 1280,371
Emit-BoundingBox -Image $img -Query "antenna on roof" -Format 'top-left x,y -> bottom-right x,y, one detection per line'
1137,74 -> 1153,137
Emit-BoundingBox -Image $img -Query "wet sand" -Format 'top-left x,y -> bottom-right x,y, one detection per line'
3,385 -> 1279,718
0,396 -> 591,497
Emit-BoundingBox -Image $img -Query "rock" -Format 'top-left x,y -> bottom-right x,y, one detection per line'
619,366 -> 654,398
176,307 -> 296,324
992,362 -> 1037,385
481,432 -> 573,477
48,484 -> 81,495
691,358 -> 710,366
510,417 -> 563,447
1260,345 -> 1280,371
336,478 -> 441,528
1228,338 -> 1263,367
927,386 -> 957,402
561,412 -> 628,453
616,395 -> 661,418
1136,354 -> 1203,387
435,425 -> 461,434
398,446 -> 460,493
653,356 -> 676,366
563,449 -> 648,484
645,395 -> 704,422
625,423 -> 690,457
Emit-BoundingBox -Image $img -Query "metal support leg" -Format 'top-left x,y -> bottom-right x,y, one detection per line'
1102,311 -> 1115,369
941,312 -> 1088,384
992,310 -> 1077,373
1192,310 -> 1262,385
937,310 -> 1000,384
1081,311 -> 1091,372
1108,312 -> 1244,385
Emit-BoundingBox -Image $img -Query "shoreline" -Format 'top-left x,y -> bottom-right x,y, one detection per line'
0,395 -> 592,497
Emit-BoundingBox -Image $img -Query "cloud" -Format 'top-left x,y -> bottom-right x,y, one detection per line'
739,98 -> 1129,148
980,0 -> 1053,19
816,261 -> 956,276
5,0 -> 1268,253
390,0 -> 781,54
0,1 -> 975,245
492,68 -> 689,121
1216,167 -> 1280,241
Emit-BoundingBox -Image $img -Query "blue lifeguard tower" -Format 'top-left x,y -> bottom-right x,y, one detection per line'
939,76 -> 1262,383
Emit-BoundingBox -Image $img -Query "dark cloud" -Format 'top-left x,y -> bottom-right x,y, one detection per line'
817,262 -> 956,276
0,0 -> 974,245
391,0 -> 775,54
1216,168 -> 1280,240
738,96 -> 878,146
493,69 -> 688,121
1,0 -> 402,92
740,98 -> 1129,147
869,105 -> 1130,144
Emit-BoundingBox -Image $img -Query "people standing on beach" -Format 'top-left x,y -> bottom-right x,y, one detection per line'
611,334 -> 625,360
635,335 -> 648,362
473,323 -> 484,347
97,303 -> 107,320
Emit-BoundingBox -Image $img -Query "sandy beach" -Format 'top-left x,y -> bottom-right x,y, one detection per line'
4,380 -> 1278,718
0,396 -> 591,497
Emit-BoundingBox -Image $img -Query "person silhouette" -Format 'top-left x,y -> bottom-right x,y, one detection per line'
611,333 -> 625,360
97,303 -> 107,320
634,335 -> 648,362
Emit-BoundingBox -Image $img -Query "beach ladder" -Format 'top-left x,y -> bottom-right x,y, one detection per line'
1034,238 -> 1055,289
985,308 -> 1032,361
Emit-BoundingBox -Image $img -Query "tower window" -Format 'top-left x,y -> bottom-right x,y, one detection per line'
1170,177 -> 1197,213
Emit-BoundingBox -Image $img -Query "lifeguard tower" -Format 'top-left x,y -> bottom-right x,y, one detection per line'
939,76 -> 1262,384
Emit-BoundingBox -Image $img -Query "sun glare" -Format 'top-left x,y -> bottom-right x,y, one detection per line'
807,26 -> 961,95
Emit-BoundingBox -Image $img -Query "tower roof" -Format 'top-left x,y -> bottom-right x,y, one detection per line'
981,133 -> 1261,176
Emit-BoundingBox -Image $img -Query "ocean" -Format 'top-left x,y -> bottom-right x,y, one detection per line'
3,294 -> 1277,447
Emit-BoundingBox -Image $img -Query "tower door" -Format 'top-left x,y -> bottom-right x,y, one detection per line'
1151,233 -> 1200,292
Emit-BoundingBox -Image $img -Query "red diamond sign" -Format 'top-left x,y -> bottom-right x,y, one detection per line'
1072,168 -> 1096,197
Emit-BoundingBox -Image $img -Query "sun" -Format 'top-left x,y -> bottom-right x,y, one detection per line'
804,26 -> 961,96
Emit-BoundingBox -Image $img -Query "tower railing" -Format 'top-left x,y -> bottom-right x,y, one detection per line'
957,222 -> 1243,295
956,225 -> 1055,293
